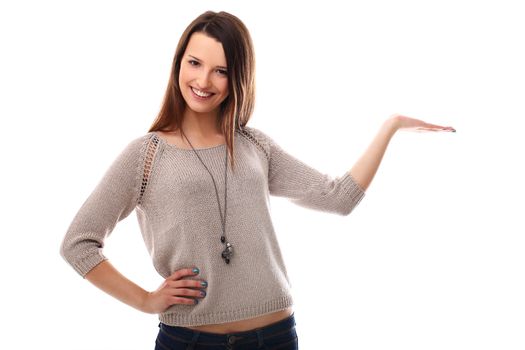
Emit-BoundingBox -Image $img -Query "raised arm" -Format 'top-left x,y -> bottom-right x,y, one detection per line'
243,126 -> 366,216
349,114 -> 455,191
243,117 -> 453,216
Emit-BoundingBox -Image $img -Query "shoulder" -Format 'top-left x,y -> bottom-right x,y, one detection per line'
107,132 -> 159,170
238,126 -> 273,160
115,133 -> 159,195
118,132 -> 157,156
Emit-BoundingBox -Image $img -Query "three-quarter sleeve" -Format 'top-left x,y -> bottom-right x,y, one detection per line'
60,135 -> 147,278
247,127 -> 365,216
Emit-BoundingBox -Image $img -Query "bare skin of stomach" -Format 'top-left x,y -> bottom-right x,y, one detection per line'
185,307 -> 294,334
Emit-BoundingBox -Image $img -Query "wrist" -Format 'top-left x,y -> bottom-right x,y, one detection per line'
382,116 -> 399,136
137,290 -> 152,314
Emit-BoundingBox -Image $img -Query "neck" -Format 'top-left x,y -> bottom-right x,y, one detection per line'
181,107 -> 222,137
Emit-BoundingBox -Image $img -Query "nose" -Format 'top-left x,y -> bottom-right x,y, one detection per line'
196,71 -> 212,90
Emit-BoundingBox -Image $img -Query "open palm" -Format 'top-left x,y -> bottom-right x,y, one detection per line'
391,114 -> 456,132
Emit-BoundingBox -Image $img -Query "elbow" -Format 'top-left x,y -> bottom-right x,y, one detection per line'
59,237 -> 71,264
339,188 -> 366,216
338,205 -> 357,217
59,235 -> 104,278
337,196 -> 365,216
327,173 -> 366,216
340,208 -> 352,216
59,237 -> 80,273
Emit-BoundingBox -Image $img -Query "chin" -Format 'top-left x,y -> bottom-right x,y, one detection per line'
187,103 -> 220,114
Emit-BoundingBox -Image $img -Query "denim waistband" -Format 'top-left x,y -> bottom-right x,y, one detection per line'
158,312 -> 296,346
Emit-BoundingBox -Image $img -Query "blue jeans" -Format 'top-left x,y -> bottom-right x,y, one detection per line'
154,313 -> 299,350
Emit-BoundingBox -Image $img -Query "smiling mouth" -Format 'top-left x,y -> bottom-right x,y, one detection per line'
191,87 -> 214,98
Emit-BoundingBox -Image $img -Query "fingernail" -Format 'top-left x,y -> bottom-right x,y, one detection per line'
192,267 -> 199,274
194,299 -> 199,304
201,281 -> 208,287
200,290 -> 206,297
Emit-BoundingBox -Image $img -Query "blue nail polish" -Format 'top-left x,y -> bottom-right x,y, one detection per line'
194,299 -> 199,304
201,281 -> 208,287
192,267 -> 199,274
201,290 -> 206,297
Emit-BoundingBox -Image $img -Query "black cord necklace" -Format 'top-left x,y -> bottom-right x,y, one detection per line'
181,129 -> 234,264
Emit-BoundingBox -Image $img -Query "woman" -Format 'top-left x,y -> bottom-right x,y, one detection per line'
60,10 -> 455,350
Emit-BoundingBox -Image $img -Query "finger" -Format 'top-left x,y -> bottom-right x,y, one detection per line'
170,279 -> 208,289
168,267 -> 200,281
417,126 -> 455,132
424,122 -> 455,131
170,296 -> 199,305
173,287 -> 195,297
172,288 -> 206,298
419,121 -> 449,129
415,127 -> 440,132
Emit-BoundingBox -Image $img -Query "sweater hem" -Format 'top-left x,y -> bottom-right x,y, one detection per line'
339,172 -> 366,215
75,253 -> 107,278
158,295 -> 294,327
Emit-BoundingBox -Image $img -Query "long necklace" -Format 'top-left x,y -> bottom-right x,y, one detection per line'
181,129 -> 234,264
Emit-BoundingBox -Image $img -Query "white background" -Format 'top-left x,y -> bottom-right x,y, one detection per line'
1,0 -> 524,349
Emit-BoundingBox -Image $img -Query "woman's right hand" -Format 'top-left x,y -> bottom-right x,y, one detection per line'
140,267 -> 207,314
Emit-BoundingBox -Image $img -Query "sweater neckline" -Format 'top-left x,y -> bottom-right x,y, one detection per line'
151,131 -> 227,151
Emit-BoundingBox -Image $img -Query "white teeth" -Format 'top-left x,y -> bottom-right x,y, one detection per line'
192,87 -> 212,97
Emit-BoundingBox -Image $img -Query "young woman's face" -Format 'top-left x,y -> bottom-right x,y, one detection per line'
179,32 -> 229,115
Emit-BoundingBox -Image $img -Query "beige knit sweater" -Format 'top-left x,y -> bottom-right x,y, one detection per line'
60,126 -> 365,326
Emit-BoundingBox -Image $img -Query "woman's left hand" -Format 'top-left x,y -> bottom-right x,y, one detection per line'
388,114 -> 456,133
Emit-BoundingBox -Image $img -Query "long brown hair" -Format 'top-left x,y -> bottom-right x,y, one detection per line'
148,11 -> 256,169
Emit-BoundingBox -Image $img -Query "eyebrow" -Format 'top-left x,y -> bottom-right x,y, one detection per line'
188,55 -> 227,70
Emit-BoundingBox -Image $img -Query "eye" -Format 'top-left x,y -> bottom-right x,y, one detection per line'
217,69 -> 227,76
188,59 -> 199,66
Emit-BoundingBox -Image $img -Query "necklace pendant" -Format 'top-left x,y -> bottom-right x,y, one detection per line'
221,242 -> 233,264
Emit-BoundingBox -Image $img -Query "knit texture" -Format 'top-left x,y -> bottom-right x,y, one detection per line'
60,126 -> 366,326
